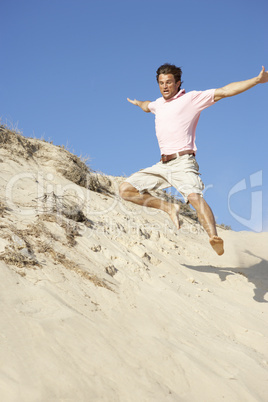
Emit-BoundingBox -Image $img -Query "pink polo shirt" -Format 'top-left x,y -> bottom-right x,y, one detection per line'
148,88 -> 216,155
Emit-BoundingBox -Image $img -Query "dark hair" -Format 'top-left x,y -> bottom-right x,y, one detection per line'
156,63 -> 183,90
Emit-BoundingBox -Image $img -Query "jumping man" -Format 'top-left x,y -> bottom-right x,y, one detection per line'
119,64 -> 268,255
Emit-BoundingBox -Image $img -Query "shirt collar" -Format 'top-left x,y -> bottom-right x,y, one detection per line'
163,88 -> 186,103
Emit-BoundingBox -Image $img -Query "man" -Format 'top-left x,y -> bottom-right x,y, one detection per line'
119,64 -> 268,255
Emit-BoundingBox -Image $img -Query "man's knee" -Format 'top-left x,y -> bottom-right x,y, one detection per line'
119,182 -> 127,199
188,192 -> 202,206
119,182 -> 133,199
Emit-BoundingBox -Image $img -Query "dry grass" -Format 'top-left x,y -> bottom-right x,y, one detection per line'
39,245 -> 114,291
155,189 -> 198,221
38,192 -> 89,222
0,125 -> 41,160
0,231 -> 40,269
57,153 -> 91,188
40,214 -> 81,247
0,126 -> 113,195
0,249 -> 39,269
0,218 -> 114,291
37,192 -> 94,246
16,220 -> 59,242
218,223 -> 232,230
0,200 -> 9,218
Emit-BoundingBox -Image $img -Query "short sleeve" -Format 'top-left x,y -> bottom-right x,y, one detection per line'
148,101 -> 156,114
191,89 -> 215,112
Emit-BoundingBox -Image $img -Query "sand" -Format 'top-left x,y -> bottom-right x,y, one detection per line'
0,127 -> 267,401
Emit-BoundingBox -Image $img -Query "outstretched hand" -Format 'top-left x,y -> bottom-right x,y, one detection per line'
257,66 -> 268,84
127,98 -> 139,105
127,98 -> 151,112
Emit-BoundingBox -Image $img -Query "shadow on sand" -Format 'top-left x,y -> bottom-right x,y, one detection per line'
182,251 -> 268,303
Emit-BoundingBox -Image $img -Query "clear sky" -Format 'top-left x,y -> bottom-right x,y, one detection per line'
1,0 -> 267,232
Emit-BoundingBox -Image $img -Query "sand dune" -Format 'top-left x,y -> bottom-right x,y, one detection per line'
0,127 -> 267,401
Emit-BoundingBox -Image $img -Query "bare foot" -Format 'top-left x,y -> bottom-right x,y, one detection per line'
168,203 -> 180,229
209,236 -> 224,255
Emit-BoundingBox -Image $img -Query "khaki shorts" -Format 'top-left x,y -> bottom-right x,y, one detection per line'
125,154 -> 204,203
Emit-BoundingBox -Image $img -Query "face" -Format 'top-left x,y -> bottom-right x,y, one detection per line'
158,73 -> 181,100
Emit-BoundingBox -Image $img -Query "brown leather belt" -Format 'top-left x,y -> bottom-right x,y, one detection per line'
161,150 -> 195,163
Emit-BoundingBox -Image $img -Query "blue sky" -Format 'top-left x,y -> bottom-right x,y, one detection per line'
1,0 -> 267,232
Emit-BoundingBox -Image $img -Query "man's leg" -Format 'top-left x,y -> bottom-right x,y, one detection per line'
119,182 -> 180,229
187,193 -> 224,255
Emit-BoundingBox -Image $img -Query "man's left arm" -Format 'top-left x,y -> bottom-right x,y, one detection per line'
214,66 -> 268,102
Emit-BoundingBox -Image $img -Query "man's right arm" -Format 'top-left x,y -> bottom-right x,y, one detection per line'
127,98 -> 151,113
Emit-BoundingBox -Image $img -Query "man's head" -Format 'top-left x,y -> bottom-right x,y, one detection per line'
156,63 -> 183,100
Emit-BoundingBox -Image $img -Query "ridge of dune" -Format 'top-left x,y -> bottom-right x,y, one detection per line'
0,126 -> 267,402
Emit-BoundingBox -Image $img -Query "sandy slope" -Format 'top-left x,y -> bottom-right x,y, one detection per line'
0,128 -> 267,402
